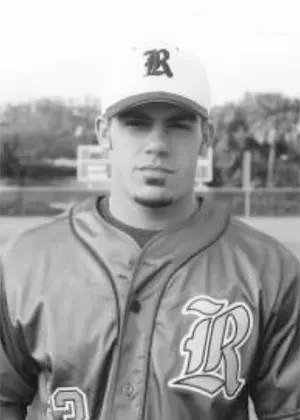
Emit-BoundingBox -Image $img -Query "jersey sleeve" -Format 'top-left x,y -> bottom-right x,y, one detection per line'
0,257 -> 38,409
250,256 -> 300,419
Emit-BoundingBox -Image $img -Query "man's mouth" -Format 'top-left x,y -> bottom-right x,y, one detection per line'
138,165 -> 174,174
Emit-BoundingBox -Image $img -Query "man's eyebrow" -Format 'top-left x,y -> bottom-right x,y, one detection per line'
117,109 -> 151,120
167,112 -> 198,122
167,110 -> 198,121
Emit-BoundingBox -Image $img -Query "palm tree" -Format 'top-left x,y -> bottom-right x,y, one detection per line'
242,93 -> 300,187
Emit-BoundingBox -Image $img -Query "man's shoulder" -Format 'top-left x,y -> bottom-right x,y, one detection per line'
229,216 -> 292,249
1,212 -> 71,260
226,216 -> 299,272
0,198 -> 101,301
1,197 -> 99,265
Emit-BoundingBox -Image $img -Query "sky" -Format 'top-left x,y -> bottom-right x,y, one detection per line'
1,0 -> 300,107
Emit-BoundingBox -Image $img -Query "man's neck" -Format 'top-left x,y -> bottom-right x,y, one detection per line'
108,189 -> 198,230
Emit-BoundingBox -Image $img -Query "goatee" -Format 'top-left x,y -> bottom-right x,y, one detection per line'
134,195 -> 174,208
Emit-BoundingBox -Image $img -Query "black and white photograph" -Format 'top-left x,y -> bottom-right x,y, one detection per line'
1,1 -> 300,419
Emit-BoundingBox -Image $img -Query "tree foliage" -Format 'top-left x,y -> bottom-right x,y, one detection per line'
0,98 -> 99,161
210,93 -> 300,187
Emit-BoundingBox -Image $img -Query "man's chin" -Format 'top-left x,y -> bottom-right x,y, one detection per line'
133,189 -> 174,209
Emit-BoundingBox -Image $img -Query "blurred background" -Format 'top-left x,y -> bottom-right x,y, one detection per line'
0,2 -> 300,418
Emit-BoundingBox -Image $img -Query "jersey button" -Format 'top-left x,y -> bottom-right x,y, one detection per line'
130,299 -> 141,313
128,260 -> 135,270
122,383 -> 134,398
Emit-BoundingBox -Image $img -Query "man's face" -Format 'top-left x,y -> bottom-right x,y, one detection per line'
104,102 -> 204,208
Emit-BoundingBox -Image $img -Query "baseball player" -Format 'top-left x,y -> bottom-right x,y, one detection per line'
1,44 -> 300,420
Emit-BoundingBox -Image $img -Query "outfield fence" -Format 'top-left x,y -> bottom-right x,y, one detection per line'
1,186 -> 300,217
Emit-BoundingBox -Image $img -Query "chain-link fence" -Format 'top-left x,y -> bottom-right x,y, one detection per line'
1,186 -> 300,217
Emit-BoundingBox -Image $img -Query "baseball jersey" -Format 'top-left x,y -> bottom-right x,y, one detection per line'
1,196 -> 300,420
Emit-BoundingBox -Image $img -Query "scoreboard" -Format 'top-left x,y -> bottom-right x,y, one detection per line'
77,145 -> 110,183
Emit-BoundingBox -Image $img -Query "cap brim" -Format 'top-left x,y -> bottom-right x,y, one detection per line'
104,91 -> 208,119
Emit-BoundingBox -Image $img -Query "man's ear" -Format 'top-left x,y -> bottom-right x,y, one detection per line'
95,116 -> 111,148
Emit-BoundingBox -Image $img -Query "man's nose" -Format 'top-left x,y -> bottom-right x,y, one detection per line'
144,126 -> 169,156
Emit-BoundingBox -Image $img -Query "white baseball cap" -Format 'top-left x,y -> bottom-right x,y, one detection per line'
101,44 -> 211,119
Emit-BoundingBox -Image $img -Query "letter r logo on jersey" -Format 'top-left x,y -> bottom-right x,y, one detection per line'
169,296 -> 253,400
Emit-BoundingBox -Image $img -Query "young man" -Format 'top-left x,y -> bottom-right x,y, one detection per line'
1,45 -> 300,420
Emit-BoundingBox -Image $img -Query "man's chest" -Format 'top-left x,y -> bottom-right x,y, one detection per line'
25,256 -> 259,420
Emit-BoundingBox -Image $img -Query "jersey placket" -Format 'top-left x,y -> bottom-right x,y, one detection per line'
105,231 -> 205,420
105,253 -> 167,420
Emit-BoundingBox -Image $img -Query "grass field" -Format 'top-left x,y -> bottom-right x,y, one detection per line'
1,216 -> 299,420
